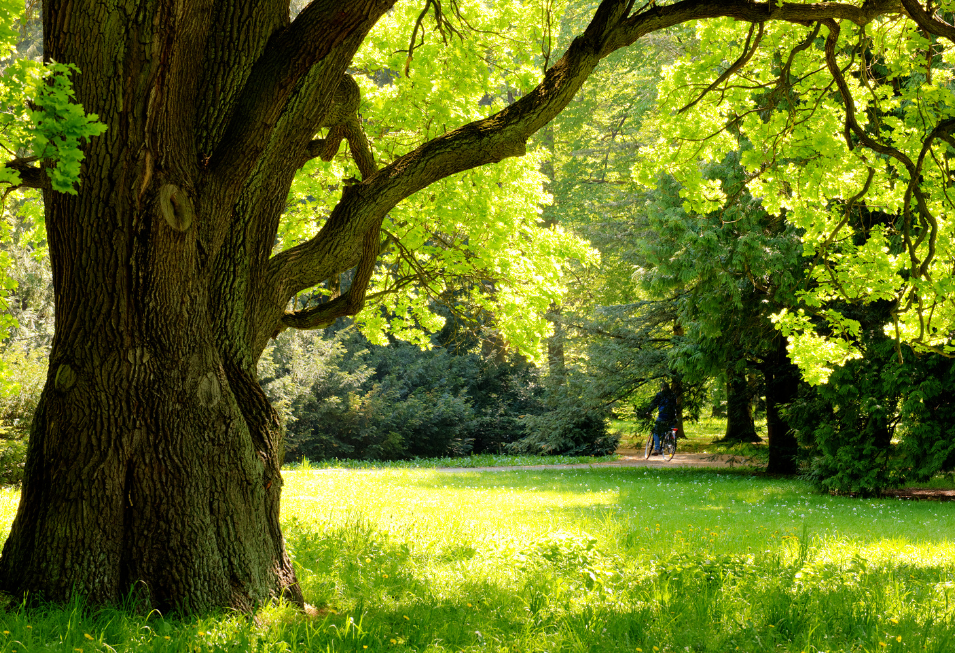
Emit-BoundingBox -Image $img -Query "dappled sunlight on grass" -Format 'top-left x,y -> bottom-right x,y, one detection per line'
0,466 -> 953,650
276,466 -> 955,650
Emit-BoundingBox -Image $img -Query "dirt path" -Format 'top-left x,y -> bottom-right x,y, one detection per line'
430,451 -> 758,473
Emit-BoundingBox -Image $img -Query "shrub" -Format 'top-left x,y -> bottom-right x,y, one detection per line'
514,407 -> 618,456
0,438 -> 27,485
261,330 -> 557,461
787,335 -> 955,495
0,343 -> 48,439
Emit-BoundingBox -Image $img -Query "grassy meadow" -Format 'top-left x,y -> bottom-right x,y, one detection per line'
0,465 -> 952,652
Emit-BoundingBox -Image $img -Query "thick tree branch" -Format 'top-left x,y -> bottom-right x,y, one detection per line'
207,1 -> 392,197
278,217 -> 381,331
4,157 -> 48,191
605,0 -> 901,55
300,115 -> 376,178
263,0 -> 908,335
900,0 -> 955,44
276,107 -> 381,334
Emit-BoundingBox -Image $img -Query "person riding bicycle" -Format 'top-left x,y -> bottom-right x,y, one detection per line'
648,380 -> 677,455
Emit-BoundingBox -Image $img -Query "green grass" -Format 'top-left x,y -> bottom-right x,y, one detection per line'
1,467 -> 954,651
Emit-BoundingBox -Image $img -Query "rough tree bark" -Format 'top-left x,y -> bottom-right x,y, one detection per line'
0,0 -> 903,611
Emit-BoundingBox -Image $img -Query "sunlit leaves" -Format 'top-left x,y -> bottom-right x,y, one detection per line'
279,0 -> 595,361
0,9 -> 106,194
636,9 -> 955,379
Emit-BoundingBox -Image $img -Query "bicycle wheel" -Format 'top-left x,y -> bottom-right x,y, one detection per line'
663,434 -> 676,462
644,433 -> 654,459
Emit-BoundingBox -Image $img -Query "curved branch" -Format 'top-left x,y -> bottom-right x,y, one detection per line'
900,0 -> 955,45
207,1 -> 391,196
264,0 -> 907,332
279,216 -> 382,331
606,0 -> 900,55
822,19 -> 914,170
278,107 -> 381,333
679,21 -> 765,115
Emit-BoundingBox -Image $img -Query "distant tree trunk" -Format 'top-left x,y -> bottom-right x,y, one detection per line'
547,307 -> 566,383
720,365 -> 761,443
672,322 -> 686,438
765,334 -> 800,473
671,373 -> 686,438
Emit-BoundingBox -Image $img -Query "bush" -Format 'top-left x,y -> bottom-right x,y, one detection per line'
0,343 -> 48,439
260,330 -> 556,461
514,407 -> 618,456
0,438 -> 27,485
787,335 -> 955,496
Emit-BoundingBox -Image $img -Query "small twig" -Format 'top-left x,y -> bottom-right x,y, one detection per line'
678,22 -> 765,115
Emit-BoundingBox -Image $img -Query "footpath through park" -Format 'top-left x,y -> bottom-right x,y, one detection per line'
306,451 -> 756,474
431,451 -> 753,473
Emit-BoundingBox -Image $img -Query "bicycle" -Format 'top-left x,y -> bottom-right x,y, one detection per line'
644,426 -> 677,462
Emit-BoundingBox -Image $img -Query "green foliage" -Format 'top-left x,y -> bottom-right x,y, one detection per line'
633,160 -> 805,402
0,3 -> 105,194
639,11 -> 955,376
279,0 -> 596,361
0,186 -> 54,455
0,438 -> 25,485
0,342 -> 46,439
787,314 -> 955,495
260,329 -> 548,461
514,388 -> 619,456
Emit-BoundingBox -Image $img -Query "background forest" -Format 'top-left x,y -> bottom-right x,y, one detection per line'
1,0 -> 954,497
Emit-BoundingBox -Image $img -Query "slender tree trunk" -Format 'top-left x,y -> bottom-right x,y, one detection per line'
720,365 -> 761,443
765,334 -> 800,474
547,307 -> 566,383
672,323 -> 685,438
671,373 -> 686,439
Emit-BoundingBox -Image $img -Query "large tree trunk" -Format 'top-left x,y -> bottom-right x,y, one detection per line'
0,0 -> 303,603
0,0 -> 388,611
0,324 -> 299,611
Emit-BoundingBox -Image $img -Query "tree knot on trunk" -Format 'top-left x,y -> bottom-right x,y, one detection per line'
158,184 -> 195,233
197,372 -> 222,408
54,363 -> 77,393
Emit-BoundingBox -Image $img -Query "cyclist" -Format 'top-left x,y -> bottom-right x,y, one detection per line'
648,380 -> 677,455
